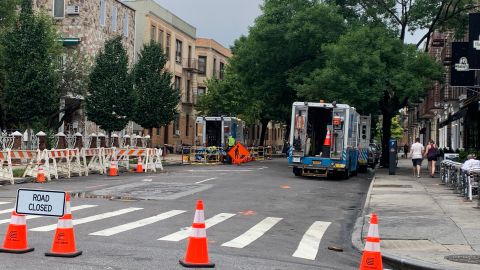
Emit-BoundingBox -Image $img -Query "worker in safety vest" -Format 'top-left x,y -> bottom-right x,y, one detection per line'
226,135 -> 236,164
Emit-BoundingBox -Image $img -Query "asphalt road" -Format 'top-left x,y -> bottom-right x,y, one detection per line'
0,159 -> 372,270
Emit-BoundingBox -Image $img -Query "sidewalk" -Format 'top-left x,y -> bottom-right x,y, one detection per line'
353,159 -> 480,270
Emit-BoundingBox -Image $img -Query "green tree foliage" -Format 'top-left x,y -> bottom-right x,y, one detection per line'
298,26 -> 442,166
375,115 -> 403,142
199,0 -> 346,145
2,0 -> 60,130
329,0 -> 480,48
86,36 -> 134,133
132,42 -> 179,135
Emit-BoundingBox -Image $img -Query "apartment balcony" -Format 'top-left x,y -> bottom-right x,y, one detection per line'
441,42 -> 452,65
442,85 -> 466,101
182,58 -> 199,72
431,32 -> 445,48
419,82 -> 442,118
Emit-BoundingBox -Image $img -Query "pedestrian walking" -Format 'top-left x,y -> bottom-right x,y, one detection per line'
424,140 -> 438,178
403,143 -> 409,159
409,138 -> 424,178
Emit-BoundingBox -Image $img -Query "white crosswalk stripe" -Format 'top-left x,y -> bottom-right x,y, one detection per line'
30,207 -> 142,232
158,213 -> 236,241
0,208 -> 14,215
0,205 -> 98,225
0,202 -> 11,205
222,217 -> 283,248
292,221 -> 331,260
89,210 -> 186,236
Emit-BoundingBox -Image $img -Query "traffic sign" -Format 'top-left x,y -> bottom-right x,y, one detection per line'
15,189 -> 66,217
228,143 -> 250,164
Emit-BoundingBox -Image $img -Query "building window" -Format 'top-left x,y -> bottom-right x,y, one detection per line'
123,13 -> 129,37
197,87 -> 206,96
175,39 -> 182,64
186,115 -> 190,137
174,114 -> 180,135
166,33 -> 171,61
198,56 -> 206,75
186,79 -> 191,102
174,76 -> 181,91
220,62 -> 225,79
99,0 -> 106,26
53,0 -> 65,18
156,128 -> 160,136
150,25 -> 156,42
112,7 -> 117,31
158,29 -> 164,47
213,58 -> 217,78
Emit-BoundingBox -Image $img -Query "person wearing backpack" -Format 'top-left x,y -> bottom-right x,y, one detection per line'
424,140 -> 438,178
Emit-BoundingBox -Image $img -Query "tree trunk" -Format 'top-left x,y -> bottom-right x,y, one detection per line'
259,119 -> 269,146
380,112 -> 393,168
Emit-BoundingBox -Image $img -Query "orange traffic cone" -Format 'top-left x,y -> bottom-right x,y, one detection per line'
323,128 -> 332,146
0,211 -> 34,253
36,165 -> 46,183
109,160 -> 118,176
136,156 -> 144,173
179,200 -> 215,268
359,213 -> 383,270
45,193 -> 82,257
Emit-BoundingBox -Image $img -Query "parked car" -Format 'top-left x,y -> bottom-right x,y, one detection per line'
368,143 -> 381,168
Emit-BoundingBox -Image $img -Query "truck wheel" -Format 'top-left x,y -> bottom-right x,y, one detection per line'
293,167 -> 302,176
359,165 -> 367,173
343,170 -> 350,180
351,169 -> 358,176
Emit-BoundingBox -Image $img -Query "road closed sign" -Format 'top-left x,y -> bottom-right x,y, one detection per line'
15,189 -> 66,217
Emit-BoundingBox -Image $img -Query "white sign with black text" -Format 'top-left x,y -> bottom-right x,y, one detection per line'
15,189 -> 66,217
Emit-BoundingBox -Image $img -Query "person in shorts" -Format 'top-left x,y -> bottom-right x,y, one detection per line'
424,140 -> 438,177
409,138 -> 425,178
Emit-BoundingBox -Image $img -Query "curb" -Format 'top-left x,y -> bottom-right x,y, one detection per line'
351,171 -> 453,270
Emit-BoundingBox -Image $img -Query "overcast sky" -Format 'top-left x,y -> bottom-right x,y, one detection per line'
153,0 -> 424,48
153,0 -> 263,48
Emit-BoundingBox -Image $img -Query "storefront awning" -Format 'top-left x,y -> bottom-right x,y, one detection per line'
439,108 -> 467,128
58,37 -> 81,47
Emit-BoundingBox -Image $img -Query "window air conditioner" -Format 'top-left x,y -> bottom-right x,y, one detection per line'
66,5 -> 80,15
175,130 -> 180,136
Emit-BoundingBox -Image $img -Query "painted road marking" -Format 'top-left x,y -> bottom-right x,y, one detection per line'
0,208 -> 14,215
158,213 -> 236,241
142,178 -> 153,182
186,170 -> 253,172
0,205 -> 98,225
90,210 -> 186,236
30,207 -> 142,232
195,177 -> 217,184
222,217 -> 283,248
292,221 -> 331,260
0,202 -> 11,205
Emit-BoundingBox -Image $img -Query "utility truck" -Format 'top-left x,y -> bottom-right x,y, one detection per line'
288,101 -> 361,179
195,116 -> 245,147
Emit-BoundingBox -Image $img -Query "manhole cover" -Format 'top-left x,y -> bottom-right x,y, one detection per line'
445,255 -> 480,264
373,184 -> 413,188
88,182 -> 212,200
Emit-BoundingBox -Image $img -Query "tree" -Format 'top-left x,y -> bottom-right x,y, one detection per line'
200,0 -> 346,145
298,26 -> 442,166
375,115 -> 403,142
329,0 -> 480,49
132,42 -> 179,136
2,0 -> 60,131
86,36 -> 134,134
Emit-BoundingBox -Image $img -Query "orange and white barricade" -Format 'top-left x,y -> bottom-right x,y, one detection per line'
115,147 -> 146,171
102,148 -> 115,171
67,149 -> 83,177
47,149 -> 70,179
15,149 -> 51,182
81,148 -> 104,175
0,150 -> 13,184
145,148 -> 163,172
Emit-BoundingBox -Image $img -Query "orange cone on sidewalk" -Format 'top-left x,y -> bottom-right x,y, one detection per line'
136,156 -> 144,173
36,166 -> 46,183
109,160 -> 118,177
45,193 -> 82,257
179,200 -> 215,268
0,211 -> 34,253
359,213 -> 383,270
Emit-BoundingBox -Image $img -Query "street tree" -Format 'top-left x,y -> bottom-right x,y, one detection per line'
375,115 -> 403,142
298,26 -> 442,166
200,0 -> 346,145
328,0 -> 480,49
86,36 -> 134,134
2,0 -> 60,131
132,42 -> 179,137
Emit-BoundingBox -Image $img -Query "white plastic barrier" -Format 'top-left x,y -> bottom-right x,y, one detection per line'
145,148 -> 163,172
47,149 -> 70,179
68,148 -> 83,177
0,150 -> 13,184
82,148 -> 104,175
15,149 -> 50,181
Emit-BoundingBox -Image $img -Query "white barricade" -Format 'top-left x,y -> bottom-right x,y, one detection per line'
48,149 -> 70,179
103,148 -> 115,171
0,150 -> 13,184
82,148 -> 104,175
115,147 -> 147,171
145,148 -> 163,171
68,148 -> 83,177
15,149 -> 51,181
